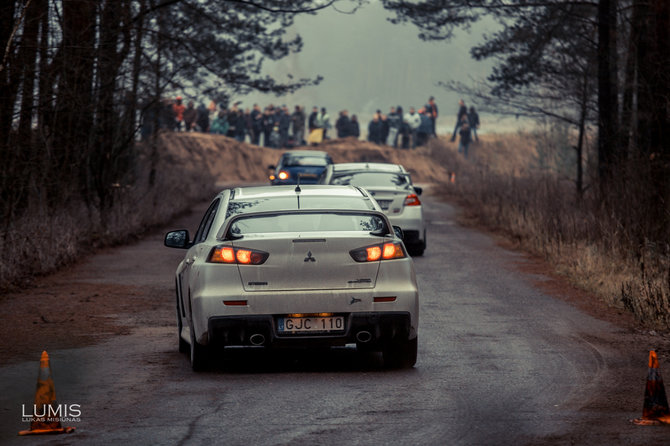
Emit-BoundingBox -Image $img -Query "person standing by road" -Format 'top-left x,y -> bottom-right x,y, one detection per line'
316,107 -> 330,139
196,103 -> 210,132
308,106 -> 318,134
172,96 -> 185,131
404,107 -> 421,149
336,110 -> 351,138
386,106 -> 401,147
458,115 -> 472,159
291,105 -> 306,146
250,104 -> 263,145
450,99 -> 468,141
349,114 -> 360,138
427,96 -> 439,137
183,100 -> 197,132
368,113 -> 383,144
468,106 -> 480,142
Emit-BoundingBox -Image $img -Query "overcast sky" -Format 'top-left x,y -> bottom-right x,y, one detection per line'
239,1 -> 528,133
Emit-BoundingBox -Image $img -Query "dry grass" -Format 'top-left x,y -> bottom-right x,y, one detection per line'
0,131 -> 217,290
429,133 -> 670,329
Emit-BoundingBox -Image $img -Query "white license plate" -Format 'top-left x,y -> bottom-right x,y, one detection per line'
278,316 -> 345,333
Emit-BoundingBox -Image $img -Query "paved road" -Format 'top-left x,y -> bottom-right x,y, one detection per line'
1,193 -> 665,445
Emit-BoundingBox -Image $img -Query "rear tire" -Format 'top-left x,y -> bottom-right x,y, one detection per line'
383,337 -> 418,369
189,323 -> 209,372
408,230 -> 426,257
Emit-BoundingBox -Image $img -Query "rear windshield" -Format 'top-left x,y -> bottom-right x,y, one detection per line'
229,212 -> 386,236
283,156 -> 330,167
330,172 -> 411,188
226,196 -> 374,219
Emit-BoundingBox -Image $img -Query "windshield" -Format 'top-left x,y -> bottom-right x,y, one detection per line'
330,172 -> 410,188
283,156 -> 330,167
228,212 -> 386,236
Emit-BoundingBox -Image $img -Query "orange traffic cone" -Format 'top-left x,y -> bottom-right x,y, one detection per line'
449,172 -> 456,184
633,351 -> 670,425
18,351 -> 75,435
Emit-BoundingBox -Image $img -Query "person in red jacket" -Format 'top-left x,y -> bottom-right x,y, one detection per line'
172,96 -> 185,131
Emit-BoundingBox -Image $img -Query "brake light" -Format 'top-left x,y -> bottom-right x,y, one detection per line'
208,246 -> 269,265
278,171 -> 290,180
405,194 -> 421,206
350,242 -> 406,262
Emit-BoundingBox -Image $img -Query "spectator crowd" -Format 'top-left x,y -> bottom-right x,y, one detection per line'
141,95 -> 480,158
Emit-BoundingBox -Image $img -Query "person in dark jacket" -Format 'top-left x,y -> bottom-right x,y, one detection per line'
386,106 -> 402,147
349,115 -> 360,138
291,105 -> 306,146
278,105 -> 291,147
262,106 -> 276,147
308,106 -> 318,133
457,115 -> 472,159
368,113 -> 383,144
196,103 -> 210,132
183,101 -> 197,131
450,99 -> 468,141
378,110 -> 389,145
335,110 -> 351,138
427,96 -> 439,137
416,107 -> 433,147
250,104 -> 263,145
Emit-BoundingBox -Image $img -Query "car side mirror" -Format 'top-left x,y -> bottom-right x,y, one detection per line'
393,226 -> 404,240
414,186 -> 423,195
164,230 -> 191,249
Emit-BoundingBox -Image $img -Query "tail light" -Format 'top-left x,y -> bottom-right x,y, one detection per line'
404,194 -> 421,206
208,246 -> 269,265
350,242 -> 406,262
278,170 -> 290,180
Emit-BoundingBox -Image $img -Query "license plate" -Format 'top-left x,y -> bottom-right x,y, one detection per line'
277,316 -> 345,333
376,200 -> 392,210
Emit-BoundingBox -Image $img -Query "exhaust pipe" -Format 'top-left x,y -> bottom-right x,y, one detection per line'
356,330 -> 372,343
249,333 -> 265,346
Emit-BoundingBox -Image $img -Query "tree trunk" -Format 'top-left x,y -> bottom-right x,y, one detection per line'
597,0 -> 619,186
52,0 -> 96,206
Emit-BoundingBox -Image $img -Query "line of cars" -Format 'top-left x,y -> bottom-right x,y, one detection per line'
165,149 -> 427,371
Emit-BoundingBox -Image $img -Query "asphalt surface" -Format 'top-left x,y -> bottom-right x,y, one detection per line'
1,193 -> 668,445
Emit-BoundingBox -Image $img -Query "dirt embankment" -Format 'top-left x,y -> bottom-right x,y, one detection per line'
160,132 -> 454,185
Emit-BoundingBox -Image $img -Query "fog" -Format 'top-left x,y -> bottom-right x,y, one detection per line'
239,1 -> 529,134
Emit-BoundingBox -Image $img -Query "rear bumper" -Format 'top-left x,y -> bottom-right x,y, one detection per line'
387,207 -> 424,241
208,312 -> 412,348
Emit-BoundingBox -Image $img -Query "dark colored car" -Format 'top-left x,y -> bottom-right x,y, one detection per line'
269,150 -> 333,185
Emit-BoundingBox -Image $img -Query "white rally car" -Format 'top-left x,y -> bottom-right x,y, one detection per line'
164,185 -> 419,370
319,163 -> 426,256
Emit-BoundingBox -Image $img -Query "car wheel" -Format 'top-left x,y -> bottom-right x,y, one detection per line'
189,322 -> 209,372
408,230 -> 426,257
383,337 -> 418,369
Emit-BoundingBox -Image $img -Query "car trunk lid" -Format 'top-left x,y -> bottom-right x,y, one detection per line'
234,233 -> 382,291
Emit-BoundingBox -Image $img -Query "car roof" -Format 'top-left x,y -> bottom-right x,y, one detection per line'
281,150 -> 330,158
329,162 -> 407,173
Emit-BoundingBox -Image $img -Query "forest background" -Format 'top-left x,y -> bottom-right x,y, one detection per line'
1,0 -> 668,327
